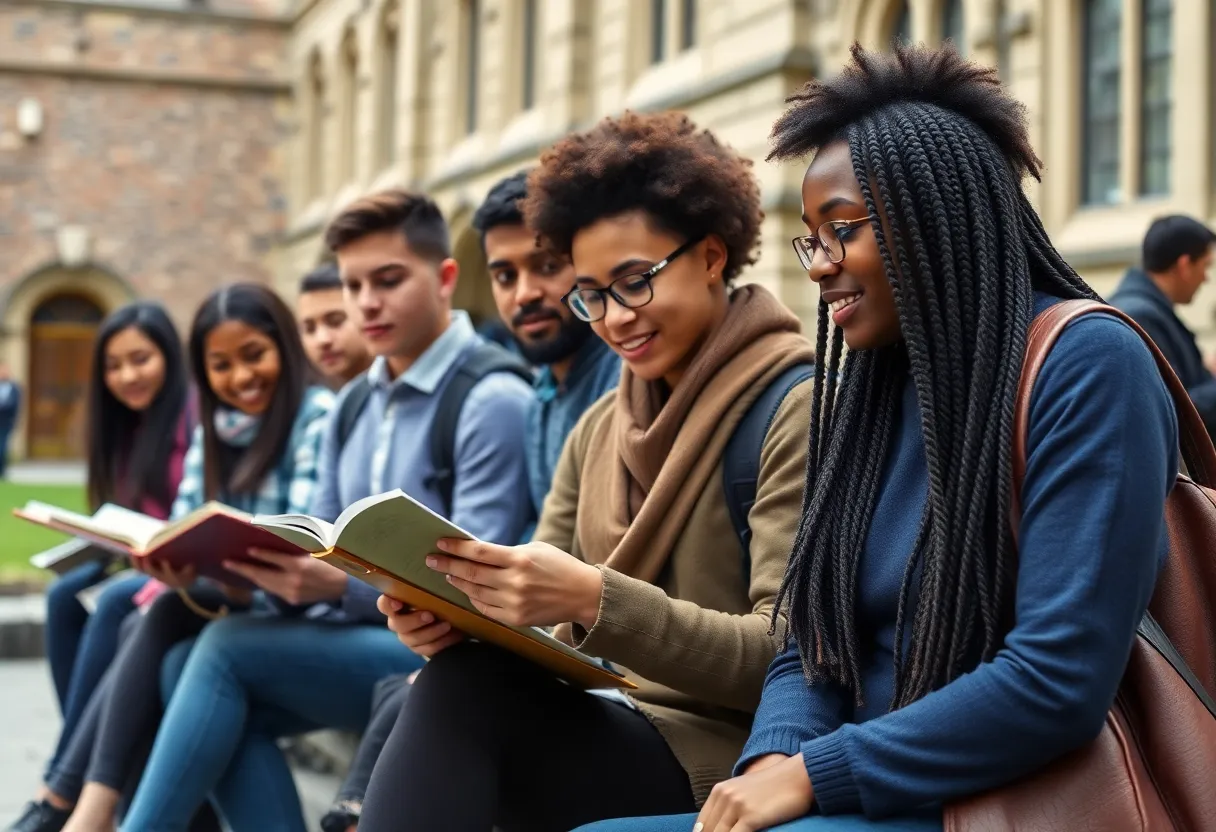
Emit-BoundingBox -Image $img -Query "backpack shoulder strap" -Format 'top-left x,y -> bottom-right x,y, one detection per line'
336,373 -> 373,451
427,341 -> 533,515
724,362 -> 815,575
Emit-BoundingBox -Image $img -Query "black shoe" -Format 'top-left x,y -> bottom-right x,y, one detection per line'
6,801 -> 70,832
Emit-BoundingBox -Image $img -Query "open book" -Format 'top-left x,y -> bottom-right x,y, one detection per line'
15,501 -> 307,586
29,538 -> 111,575
253,490 -> 633,691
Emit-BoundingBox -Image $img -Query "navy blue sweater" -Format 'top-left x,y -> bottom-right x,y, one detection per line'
737,296 -> 1178,819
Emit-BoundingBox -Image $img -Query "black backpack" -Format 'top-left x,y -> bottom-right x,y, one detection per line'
335,341 -> 533,515
722,362 -> 814,575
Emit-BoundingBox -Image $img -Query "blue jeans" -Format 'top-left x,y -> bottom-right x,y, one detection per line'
573,813 -> 943,831
119,615 -> 423,832
45,567 -> 148,773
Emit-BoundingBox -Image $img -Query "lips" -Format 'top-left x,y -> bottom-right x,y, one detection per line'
617,333 -> 655,352
363,323 -> 393,338
827,293 -> 861,316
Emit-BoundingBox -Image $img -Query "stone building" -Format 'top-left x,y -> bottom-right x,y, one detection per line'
4,0 -> 1215,459
0,0 -> 290,459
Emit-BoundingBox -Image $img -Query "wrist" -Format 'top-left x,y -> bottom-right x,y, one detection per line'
576,563 -> 603,630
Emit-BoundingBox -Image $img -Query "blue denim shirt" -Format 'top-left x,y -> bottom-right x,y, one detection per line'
525,336 -> 620,536
311,311 -> 535,623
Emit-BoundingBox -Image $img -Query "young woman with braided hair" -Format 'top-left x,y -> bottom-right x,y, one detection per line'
576,43 -> 1178,832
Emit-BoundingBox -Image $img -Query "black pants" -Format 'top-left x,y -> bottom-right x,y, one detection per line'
359,642 -> 696,832
335,672 -> 411,805
48,589 -> 235,831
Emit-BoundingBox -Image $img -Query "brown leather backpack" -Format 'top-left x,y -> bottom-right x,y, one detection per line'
945,300 -> 1216,832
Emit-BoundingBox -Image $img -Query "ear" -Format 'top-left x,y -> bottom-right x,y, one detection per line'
703,234 -> 730,284
437,257 -> 460,301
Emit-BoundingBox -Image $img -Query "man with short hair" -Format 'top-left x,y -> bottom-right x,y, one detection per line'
297,262 -> 372,389
1111,214 -> 1216,437
128,190 -> 535,831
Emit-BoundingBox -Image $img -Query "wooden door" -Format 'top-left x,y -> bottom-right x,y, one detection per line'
27,295 -> 103,460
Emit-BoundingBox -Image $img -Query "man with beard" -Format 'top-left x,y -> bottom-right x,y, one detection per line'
315,172 -> 619,832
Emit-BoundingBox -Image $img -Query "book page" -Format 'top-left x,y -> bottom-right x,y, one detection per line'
93,504 -> 166,549
250,516 -> 332,553
29,538 -> 95,572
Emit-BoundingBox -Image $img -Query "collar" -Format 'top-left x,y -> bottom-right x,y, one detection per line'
1123,268 -> 1177,312
367,311 -> 477,394
533,336 -> 613,403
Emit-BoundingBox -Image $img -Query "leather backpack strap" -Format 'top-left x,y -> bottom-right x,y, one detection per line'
1012,298 -> 1216,527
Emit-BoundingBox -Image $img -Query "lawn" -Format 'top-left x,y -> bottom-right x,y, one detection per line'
0,480 -> 88,582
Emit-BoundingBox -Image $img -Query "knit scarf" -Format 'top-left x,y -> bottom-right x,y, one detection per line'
575,284 -> 815,584
213,407 -> 261,448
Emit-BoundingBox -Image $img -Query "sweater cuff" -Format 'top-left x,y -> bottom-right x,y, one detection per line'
568,566 -> 661,658
801,729 -> 861,815
734,728 -> 807,776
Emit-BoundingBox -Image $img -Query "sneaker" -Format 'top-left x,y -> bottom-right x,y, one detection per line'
6,801 -> 70,832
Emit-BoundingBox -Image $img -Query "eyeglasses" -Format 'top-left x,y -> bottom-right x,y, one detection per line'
561,236 -> 705,323
791,217 -> 872,269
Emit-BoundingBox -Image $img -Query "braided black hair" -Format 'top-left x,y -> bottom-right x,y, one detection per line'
770,43 -> 1099,707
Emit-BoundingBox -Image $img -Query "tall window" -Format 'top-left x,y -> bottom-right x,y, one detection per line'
465,0 -> 480,135
942,0 -> 964,52
339,31 -> 358,183
306,55 -> 325,200
1140,0 -> 1172,196
651,0 -> 667,64
522,0 -> 538,110
681,0 -> 696,50
376,7 -> 399,170
892,1 -> 911,46
1082,0 -> 1122,205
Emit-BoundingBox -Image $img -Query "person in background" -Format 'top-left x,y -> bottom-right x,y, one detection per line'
0,361 -> 21,477
9,303 -> 192,832
359,110 -> 814,832
115,190 -> 534,832
1110,215 -> 1216,438
297,261 -> 372,388
46,284 -> 333,832
581,43 -> 1176,832
317,172 -> 620,832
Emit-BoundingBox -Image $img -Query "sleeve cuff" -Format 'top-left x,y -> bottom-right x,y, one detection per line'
801,729 -> 862,815
734,728 -> 809,776
567,566 -> 661,657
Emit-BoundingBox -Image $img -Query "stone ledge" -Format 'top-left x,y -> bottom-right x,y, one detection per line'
0,58 -> 291,94
0,595 -> 45,661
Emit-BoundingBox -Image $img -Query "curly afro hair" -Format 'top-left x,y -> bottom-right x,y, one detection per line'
522,111 -> 763,283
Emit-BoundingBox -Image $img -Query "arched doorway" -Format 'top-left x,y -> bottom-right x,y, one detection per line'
26,293 -> 104,460
449,221 -> 501,332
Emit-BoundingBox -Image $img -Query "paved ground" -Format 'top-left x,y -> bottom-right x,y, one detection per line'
0,660 -> 338,829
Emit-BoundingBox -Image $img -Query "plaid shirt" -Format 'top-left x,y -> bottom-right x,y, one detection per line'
171,386 -> 335,520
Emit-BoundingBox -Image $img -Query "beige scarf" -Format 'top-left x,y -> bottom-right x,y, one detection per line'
575,284 -> 815,584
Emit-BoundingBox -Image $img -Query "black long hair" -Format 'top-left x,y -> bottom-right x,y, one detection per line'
188,283 -> 313,501
86,301 -> 189,512
769,44 -> 1099,708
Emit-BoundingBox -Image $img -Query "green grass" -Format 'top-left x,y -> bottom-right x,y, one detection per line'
0,481 -> 88,582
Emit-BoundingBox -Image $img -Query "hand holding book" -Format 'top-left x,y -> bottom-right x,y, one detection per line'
223,547 -> 349,606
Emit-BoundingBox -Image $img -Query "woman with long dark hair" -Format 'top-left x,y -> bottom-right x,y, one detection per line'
13,302 -> 193,832
576,44 -> 1177,832
22,284 -> 334,832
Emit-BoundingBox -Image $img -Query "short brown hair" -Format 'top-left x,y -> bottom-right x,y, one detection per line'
324,189 -> 451,262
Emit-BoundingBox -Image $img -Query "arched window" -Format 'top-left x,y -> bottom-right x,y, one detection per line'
651,0 -> 667,64
942,0 -> 964,52
522,0 -> 538,110
681,0 -> 697,50
339,28 -> 359,183
1139,0 -> 1172,196
465,0 -> 480,135
305,53 -> 326,201
1081,0 -> 1122,205
376,4 -> 400,170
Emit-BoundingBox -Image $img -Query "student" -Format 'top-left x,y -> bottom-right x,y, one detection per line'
357,111 -> 816,832
1110,215 -> 1216,438
39,283 -> 334,832
577,44 -> 1176,832
10,302 -> 192,832
0,361 -> 21,477
115,190 -> 535,832
297,261 -> 372,388
318,171 -> 621,832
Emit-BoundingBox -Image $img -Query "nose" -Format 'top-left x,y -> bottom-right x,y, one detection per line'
514,271 -> 545,308
231,362 -> 255,388
315,327 -> 335,347
806,245 -> 841,285
601,293 -> 638,330
118,363 -> 140,385
356,284 -> 381,317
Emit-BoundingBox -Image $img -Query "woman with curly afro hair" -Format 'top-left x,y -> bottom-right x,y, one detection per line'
574,42 -> 1178,832
358,111 -> 816,832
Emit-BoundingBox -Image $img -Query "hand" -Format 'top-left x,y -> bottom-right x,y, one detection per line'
427,538 -> 603,629
694,753 -> 814,832
222,549 -> 349,606
377,595 -> 466,658
139,559 -> 197,590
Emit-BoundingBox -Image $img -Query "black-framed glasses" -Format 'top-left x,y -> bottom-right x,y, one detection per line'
561,236 -> 705,323
791,217 -> 871,269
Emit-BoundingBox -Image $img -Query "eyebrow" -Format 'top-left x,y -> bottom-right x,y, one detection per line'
367,263 -> 407,278
574,258 -> 652,285
801,196 -> 862,226
486,259 -> 514,270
